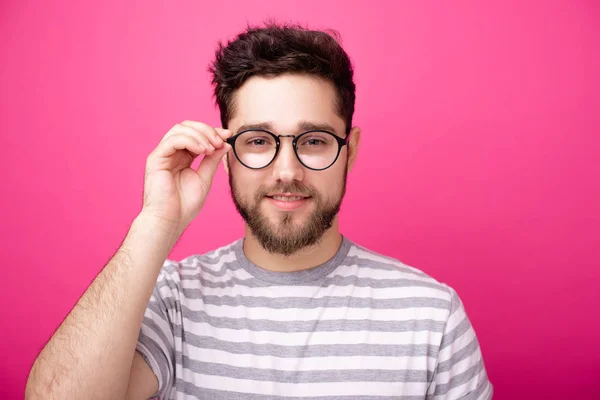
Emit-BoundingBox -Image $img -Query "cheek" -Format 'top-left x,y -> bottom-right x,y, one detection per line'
310,172 -> 345,198
231,168 -> 267,198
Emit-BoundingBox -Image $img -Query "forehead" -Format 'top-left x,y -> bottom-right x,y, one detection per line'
229,73 -> 345,134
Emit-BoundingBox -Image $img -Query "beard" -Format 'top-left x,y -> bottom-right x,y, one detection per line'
229,164 -> 347,257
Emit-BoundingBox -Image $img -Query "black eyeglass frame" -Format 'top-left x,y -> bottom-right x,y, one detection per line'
225,129 -> 351,171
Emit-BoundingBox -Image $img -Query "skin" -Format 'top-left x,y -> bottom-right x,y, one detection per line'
224,73 -> 361,272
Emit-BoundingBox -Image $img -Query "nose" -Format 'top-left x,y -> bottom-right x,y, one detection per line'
271,136 -> 304,183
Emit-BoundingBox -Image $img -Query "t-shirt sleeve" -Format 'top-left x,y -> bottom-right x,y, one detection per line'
135,265 -> 177,399
428,286 -> 494,399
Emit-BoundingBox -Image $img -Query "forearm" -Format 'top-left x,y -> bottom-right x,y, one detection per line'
25,213 -> 180,400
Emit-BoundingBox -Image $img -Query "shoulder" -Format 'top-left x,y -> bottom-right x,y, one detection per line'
345,240 -> 456,306
156,239 -> 242,286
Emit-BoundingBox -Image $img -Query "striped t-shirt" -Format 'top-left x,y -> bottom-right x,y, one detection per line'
136,235 -> 493,399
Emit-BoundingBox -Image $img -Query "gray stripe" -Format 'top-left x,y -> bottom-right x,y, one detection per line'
147,294 -> 169,316
177,354 -> 434,383
464,373 -> 492,400
156,277 -> 179,295
137,331 -> 171,389
184,293 -> 451,311
156,288 -> 177,310
345,254 -> 430,277
436,336 -> 479,373
180,254 -> 429,280
351,243 -> 424,271
433,359 -> 486,396
180,253 -> 236,269
189,243 -> 238,263
448,289 -> 461,314
141,313 -> 174,350
187,275 -> 448,291
175,384 -> 427,400
155,268 -> 181,293
179,304 -> 447,333
213,243 -> 239,256
235,236 -> 353,284
440,316 -> 472,350
174,330 -> 436,358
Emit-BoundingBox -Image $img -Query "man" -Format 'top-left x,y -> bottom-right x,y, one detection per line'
26,22 -> 493,399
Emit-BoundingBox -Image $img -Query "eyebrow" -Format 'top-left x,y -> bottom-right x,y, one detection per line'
236,121 -> 337,134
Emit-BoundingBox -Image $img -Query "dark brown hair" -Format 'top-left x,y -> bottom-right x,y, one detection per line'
209,21 -> 356,133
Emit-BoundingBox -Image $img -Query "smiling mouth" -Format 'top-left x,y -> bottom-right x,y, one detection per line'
267,195 -> 308,202
265,194 -> 312,210
265,192 -> 311,201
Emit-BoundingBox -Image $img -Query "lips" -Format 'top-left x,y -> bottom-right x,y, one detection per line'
265,194 -> 311,210
265,193 -> 311,201
269,195 -> 306,202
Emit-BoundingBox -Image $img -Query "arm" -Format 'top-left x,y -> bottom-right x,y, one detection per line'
25,213 -> 180,400
428,286 -> 494,400
25,120 -> 231,399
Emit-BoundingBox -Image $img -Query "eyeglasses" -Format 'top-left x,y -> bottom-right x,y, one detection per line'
226,129 -> 351,171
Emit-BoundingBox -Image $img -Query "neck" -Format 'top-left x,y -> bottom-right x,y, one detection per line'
242,217 -> 343,273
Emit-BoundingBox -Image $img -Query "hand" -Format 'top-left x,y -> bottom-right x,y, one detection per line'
140,120 -> 233,234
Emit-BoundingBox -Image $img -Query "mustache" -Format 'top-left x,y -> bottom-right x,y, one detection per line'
255,182 -> 315,198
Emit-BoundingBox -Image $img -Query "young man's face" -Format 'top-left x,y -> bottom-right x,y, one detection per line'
225,73 -> 359,256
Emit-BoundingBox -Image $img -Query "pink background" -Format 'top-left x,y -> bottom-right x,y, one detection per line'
1,1 -> 598,398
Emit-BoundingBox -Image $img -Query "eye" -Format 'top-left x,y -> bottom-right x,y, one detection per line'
299,134 -> 330,147
306,138 -> 326,146
243,133 -> 274,147
248,138 -> 269,146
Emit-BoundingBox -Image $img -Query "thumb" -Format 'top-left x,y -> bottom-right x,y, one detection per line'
196,143 -> 231,186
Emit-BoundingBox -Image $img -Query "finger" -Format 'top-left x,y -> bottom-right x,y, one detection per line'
160,124 -> 185,144
180,120 -> 226,149
215,127 -> 234,141
163,124 -> 218,153
151,133 -> 204,159
186,129 -> 215,154
196,142 -> 232,187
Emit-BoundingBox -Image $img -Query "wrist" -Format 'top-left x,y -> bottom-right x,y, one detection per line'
136,210 -> 183,235
125,212 -> 183,256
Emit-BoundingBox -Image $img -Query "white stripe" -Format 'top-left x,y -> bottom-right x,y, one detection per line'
479,379 -> 493,399
180,267 -> 254,282
205,244 -> 238,260
179,278 -> 450,301
181,264 -> 445,289
183,250 -> 238,272
437,327 -> 476,363
175,365 -> 428,397
329,263 -> 435,282
178,259 -> 440,286
444,297 -> 466,332
181,317 -> 443,346
157,285 -> 173,300
140,318 -> 172,362
157,270 -> 181,285
439,366 -> 487,399
435,344 -> 482,385
182,345 -> 436,372
177,300 -> 450,323
348,247 -> 426,276
144,308 -> 176,348
445,311 -> 466,333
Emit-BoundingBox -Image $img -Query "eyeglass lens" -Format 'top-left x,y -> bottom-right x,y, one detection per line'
235,131 -> 339,169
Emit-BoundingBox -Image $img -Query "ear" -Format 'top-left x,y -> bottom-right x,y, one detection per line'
222,152 -> 231,176
216,126 -> 232,176
346,126 -> 361,172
